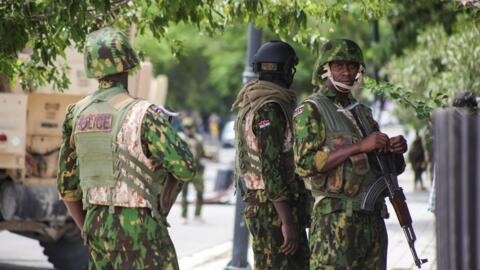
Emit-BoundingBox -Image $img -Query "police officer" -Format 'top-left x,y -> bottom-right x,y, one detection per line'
57,27 -> 196,270
179,116 -> 207,224
293,38 -> 408,269
231,40 -> 310,269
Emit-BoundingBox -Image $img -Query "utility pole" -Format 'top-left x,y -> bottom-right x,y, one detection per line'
371,19 -> 385,121
225,23 -> 262,270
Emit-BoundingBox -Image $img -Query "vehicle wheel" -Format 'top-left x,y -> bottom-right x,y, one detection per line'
40,235 -> 89,270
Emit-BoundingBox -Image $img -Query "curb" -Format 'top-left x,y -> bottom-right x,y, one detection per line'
179,242 -> 231,269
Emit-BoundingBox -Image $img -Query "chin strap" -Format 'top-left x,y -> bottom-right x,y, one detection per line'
320,64 -> 364,93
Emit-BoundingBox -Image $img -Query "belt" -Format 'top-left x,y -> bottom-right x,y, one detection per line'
317,197 -> 388,218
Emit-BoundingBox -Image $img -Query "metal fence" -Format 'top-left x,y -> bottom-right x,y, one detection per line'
433,108 -> 479,270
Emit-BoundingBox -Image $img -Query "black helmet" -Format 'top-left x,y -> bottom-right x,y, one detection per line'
252,40 -> 298,87
453,91 -> 478,109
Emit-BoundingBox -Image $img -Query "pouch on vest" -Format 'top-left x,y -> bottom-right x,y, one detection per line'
342,152 -> 370,196
307,137 -> 370,196
76,135 -> 115,189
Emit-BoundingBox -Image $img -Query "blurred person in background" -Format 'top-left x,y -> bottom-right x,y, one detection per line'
208,112 -> 221,144
179,116 -> 216,224
408,131 -> 427,191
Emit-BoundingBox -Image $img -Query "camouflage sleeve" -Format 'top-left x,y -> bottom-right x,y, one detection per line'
142,105 -> 196,181
254,103 -> 289,202
293,101 -> 329,178
57,104 -> 82,202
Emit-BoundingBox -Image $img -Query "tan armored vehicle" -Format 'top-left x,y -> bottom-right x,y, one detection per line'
0,48 -> 167,269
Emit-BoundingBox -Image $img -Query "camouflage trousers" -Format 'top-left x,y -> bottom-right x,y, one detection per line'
309,198 -> 388,270
181,175 -> 204,218
84,205 -> 179,270
244,202 -> 310,270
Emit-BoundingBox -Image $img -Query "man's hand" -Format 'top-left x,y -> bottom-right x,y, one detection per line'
273,201 -> 299,255
358,131 -> 390,153
389,135 -> 408,154
280,221 -> 299,255
64,200 -> 86,232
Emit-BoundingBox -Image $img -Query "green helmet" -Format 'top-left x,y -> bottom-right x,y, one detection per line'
182,117 -> 195,128
312,38 -> 365,86
84,27 -> 140,79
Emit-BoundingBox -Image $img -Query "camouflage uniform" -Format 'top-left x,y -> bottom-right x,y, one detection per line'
294,88 -> 388,269
293,39 -> 404,270
233,79 -> 310,270
57,27 -> 196,270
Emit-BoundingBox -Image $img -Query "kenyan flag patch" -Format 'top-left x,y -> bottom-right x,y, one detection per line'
293,105 -> 304,118
257,119 -> 271,129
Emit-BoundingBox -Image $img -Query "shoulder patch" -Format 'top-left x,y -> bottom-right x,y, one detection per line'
293,105 -> 304,118
257,119 -> 271,129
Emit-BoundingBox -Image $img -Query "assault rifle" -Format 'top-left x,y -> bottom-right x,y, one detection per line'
342,102 -> 428,269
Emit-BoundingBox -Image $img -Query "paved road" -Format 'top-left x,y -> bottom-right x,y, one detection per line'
0,230 -> 53,269
0,151 -> 236,270
0,202 -> 237,270
186,165 -> 438,270
0,149 -> 436,270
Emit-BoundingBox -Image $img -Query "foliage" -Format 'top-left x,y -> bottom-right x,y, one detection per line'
0,0 -> 391,92
385,0 -> 462,55
136,23 -> 247,118
379,16 -> 480,128
221,1 -> 392,50
137,23 -> 317,119
2,0 -> 480,130
0,0 -> 191,90
364,77 -> 445,130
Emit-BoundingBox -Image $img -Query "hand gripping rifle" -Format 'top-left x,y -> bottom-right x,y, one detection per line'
341,102 -> 428,268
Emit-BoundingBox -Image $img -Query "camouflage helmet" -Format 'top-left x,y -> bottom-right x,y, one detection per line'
182,117 -> 195,128
312,38 -> 365,86
84,27 -> 140,79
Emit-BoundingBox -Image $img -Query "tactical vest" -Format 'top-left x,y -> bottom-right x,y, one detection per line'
234,102 -> 295,199
303,93 -> 377,205
71,86 -> 171,221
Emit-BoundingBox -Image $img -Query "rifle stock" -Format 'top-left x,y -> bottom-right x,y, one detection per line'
390,190 -> 412,226
347,104 -> 427,268
389,187 -> 427,268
